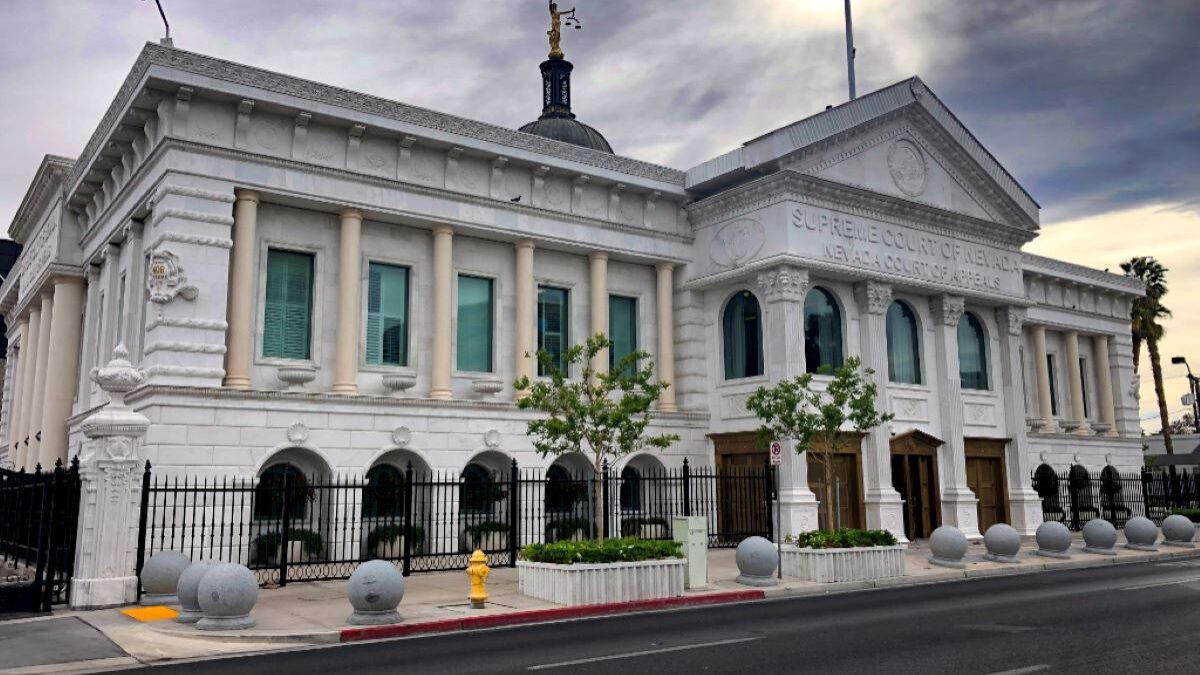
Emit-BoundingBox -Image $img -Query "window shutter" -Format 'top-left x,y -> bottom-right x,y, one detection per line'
382,266 -> 408,366
264,250 -> 314,360
609,295 -> 637,375
365,266 -> 383,365
538,287 -> 568,375
457,276 -> 493,372
263,251 -> 288,358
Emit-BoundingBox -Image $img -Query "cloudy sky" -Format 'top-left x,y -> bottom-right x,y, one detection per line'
2,0 -> 1197,426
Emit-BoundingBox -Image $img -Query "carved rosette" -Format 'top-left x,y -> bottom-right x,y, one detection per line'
755,266 -> 809,303
929,295 -> 965,326
996,306 -> 1026,337
853,281 -> 892,315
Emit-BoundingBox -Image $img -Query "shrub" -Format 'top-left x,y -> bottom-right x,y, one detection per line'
252,528 -> 325,560
521,537 -> 683,565
546,517 -> 593,539
289,528 -> 324,556
465,520 -> 510,537
366,524 -> 426,550
1169,508 -> 1200,523
785,528 -> 897,549
620,516 -> 670,538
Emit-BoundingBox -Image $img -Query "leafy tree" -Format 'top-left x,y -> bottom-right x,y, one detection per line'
746,356 -> 893,531
514,334 -> 678,542
1122,257 -> 1174,454
1160,413 -> 1196,436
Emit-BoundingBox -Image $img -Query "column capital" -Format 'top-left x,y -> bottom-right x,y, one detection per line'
589,250 -> 609,262
853,281 -> 892,315
514,238 -> 535,251
929,295 -> 965,326
432,223 -> 454,237
995,306 -> 1027,336
233,188 -> 260,204
338,207 -> 363,221
655,261 -> 675,273
755,265 -> 809,303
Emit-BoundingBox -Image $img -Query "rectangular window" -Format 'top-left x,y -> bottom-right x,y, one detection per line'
1079,357 -> 1091,419
1047,354 -> 1059,416
263,249 -> 314,360
609,295 -> 638,375
457,275 -> 493,372
537,286 -> 569,375
366,262 -> 410,367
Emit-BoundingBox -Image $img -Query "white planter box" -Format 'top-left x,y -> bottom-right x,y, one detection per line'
781,545 -> 906,583
518,558 -> 685,606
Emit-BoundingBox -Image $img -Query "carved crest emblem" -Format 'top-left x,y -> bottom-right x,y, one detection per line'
887,139 -> 927,197
710,218 -> 765,268
147,250 -> 198,304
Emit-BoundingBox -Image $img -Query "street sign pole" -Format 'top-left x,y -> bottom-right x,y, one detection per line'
770,440 -> 783,579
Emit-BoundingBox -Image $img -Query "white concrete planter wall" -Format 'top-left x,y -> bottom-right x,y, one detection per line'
781,545 -> 906,583
518,558 -> 685,606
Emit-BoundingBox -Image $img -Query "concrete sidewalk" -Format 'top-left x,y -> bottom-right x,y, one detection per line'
9,535 -> 1200,673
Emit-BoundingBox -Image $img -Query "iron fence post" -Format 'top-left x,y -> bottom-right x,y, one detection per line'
402,462 -> 414,577
509,459 -> 519,567
32,467 -> 54,612
601,460 -> 611,540
40,460 -> 64,611
134,461 -> 152,600
682,458 -> 691,518
279,470 -> 290,587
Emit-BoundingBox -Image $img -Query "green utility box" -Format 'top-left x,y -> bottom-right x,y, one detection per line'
673,516 -> 707,589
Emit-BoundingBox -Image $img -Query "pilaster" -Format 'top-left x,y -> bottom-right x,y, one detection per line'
514,240 -> 535,397
332,208 -> 363,394
429,225 -> 454,400
589,252 -> 609,375
28,292 -> 54,467
655,263 -> 677,412
39,275 -> 85,469
929,294 -> 980,538
223,188 -> 258,389
996,307 -> 1042,534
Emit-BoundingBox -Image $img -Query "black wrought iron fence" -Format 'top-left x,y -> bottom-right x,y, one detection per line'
1032,465 -> 1200,531
0,459 -> 81,613
135,458 -> 774,588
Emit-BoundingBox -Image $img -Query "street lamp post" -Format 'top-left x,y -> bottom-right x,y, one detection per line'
1171,356 -> 1200,433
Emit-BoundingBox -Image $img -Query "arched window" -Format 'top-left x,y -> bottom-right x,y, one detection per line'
619,466 -> 642,511
886,301 -> 922,384
957,312 -> 989,390
254,463 -> 309,521
804,287 -> 844,373
362,464 -> 404,520
722,291 -> 764,379
545,465 -> 579,512
460,463 -> 494,513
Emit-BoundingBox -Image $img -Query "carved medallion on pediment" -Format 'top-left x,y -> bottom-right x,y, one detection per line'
710,218 -> 765,269
888,138 -> 927,197
251,116 -> 286,150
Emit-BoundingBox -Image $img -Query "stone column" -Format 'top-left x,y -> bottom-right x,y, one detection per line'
14,307 -> 41,469
514,240 -> 535,396
853,281 -> 906,541
655,263 -> 677,412
27,292 -> 54,467
996,307 -> 1043,534
429,225 -> 454,400
39,276 -> 86,469
589,252 -> 609,374
1031,324 -> 1055,432
7,317 -> 29,465
223,189 -> 259,389
1062,330 -> 1088,434
929,295 -> 980,539
755,265 -> 820,534
1092,334 -> 1118,436
70,346 -> 150,609
332,208 -> 363,394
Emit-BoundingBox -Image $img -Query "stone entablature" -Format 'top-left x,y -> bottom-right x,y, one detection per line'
1023,253 -> 1142,321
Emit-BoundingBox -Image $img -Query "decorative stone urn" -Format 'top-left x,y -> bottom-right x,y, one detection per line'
276,364 -> 317,390
928,526 -> 968,569
346,560 -> 405,625
381,372 -> 417,394
140,551 -> 191,605
472,378 -> 503,397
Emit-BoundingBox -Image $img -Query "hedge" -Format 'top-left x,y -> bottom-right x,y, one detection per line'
521,537 -> 683,565
786,528 -> 898,549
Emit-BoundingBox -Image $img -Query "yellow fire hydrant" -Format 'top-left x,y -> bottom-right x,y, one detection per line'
466,549 -> 490,609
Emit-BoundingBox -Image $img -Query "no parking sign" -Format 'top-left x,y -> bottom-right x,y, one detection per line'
769,441 -> 782,465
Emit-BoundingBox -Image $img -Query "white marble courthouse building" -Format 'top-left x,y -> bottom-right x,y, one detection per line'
0,41 -> 1146,543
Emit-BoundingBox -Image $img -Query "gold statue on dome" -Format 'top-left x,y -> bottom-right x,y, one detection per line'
547,1 -> 581,60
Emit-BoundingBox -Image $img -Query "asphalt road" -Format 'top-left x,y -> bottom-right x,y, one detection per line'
145,558 -> 1200,675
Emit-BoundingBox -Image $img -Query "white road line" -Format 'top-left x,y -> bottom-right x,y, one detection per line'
983,665 -> 1051,675
1120,575 -> 1200,591
526,636 -> 762,670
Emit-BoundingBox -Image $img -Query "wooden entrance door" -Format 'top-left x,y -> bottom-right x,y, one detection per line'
711,433 -> 769,543
807,453 -> 862,530
890,430 -> 942,540
965,439 -> 1009,532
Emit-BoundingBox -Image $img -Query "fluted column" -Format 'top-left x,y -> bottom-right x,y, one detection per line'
655,263 -> 677,411
7,317 -> 29,465
223,189 -> 259,389
756,265 -> 820,534
996,307 -> 1042,534
514,240 -> 535,396
1093,334 -> 1118,436
14,307 -> 40,469
1063,330 -> 1088,434
1031,324 -> 1054,432
429,225 -> 454,400
930,295 -> 980,538
853,281 -> 906,541
27,292 -> 54,467
332,208 -> 363,394
39,276 -> 86,468
589,252 -> 609,375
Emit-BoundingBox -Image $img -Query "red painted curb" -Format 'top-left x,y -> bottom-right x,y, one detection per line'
339,590 -> 766,643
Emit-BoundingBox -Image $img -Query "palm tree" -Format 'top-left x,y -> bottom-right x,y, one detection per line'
1120,257 -> 1173,454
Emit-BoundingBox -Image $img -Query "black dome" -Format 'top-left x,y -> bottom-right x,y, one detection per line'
518,116 -> 613,154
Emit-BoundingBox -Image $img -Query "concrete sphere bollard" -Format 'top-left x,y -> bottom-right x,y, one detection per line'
1081,518 -> 1117,555
346,560 -> 406,625
1123,517 -> 1159,551
176,561 -> 217,624
1162,514 -> 1197,547
140,551 -> 191,606
982,523 -> 1022,563
734,536 -> 778,587
928,526 -> 968,569
1034,521 -> 1072,558
196,563 -> 259,631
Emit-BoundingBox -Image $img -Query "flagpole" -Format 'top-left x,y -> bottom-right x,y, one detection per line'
844,0 -> 856,100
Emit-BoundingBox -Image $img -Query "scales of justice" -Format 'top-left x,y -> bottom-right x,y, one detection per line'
547,1 -> 582,59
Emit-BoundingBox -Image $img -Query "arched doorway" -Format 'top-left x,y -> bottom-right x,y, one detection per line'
890,430 -> 942,540
252,447 -> 331,567
459,451 -> 512,553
